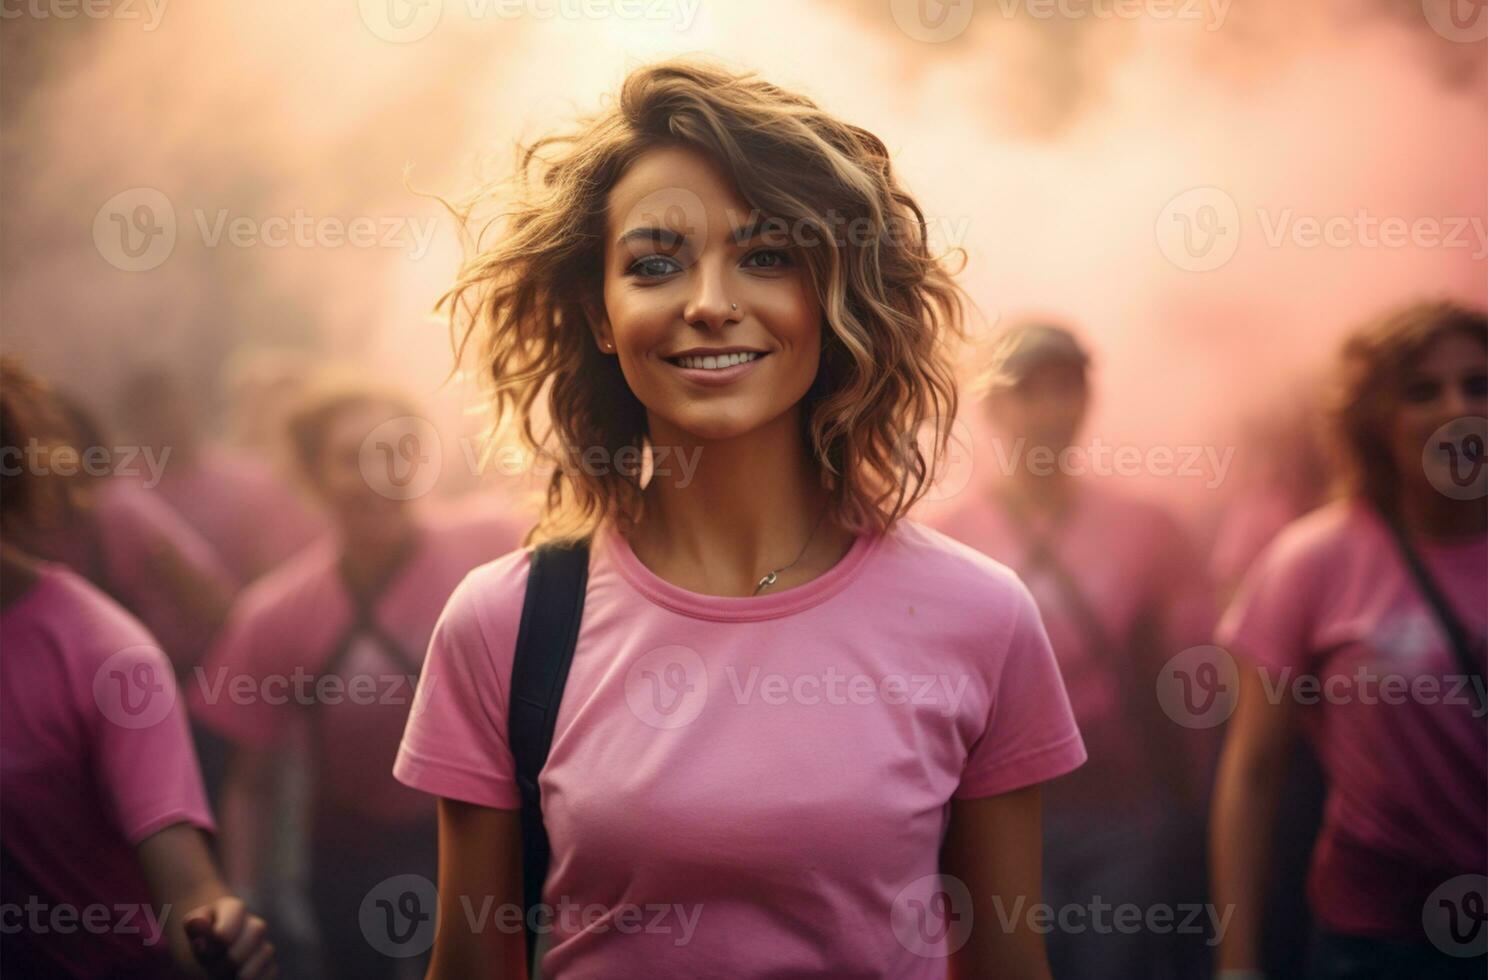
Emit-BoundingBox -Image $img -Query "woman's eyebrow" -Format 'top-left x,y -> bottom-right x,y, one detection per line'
616,226 -> 685,250
729,214 -> 791,246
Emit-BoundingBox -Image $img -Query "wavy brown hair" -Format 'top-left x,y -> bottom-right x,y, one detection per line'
1327,298 -> 1488,516
440,59 -> 967,545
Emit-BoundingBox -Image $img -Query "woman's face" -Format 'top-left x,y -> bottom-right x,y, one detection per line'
1391,330 -> 1488,498
310,400 -> 412,536
986,361 -> 1089,457
595,144 -> 823,444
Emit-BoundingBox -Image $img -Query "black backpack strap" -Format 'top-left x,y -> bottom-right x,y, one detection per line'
307,533 -> 428,707
1379,510 -> 1487,720
509,537 -> 591,973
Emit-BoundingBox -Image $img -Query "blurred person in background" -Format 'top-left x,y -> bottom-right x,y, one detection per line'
188,373 -> 523,980
5,387 -> 237,675
0,356 -> 279,980
1211,299 -> 1487,980
3,384 -> 242,802
118,366 -> 324,585
935,321 -> 1219,980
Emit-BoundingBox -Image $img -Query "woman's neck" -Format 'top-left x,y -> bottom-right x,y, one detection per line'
337,515 -> 421,598
628,409 -> 856,597
1396,482 -> 1488,541
0,542 -> 42,612
998,469 -> 1077,523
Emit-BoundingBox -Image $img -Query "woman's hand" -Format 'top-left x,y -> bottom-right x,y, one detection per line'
135,823 -> 279,980
182,897 -> 278,979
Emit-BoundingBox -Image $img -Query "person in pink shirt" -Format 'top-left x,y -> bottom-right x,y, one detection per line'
394,60 -> 1087,979
1211,300 -> 1488,980
189,377 -> 524,980
0,357 -> 278,980
933,322 -> 1219,979
6,392 -> 239,673
118,368 -> 325,585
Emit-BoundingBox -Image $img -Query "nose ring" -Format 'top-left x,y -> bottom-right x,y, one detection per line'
731,303 -> 738,311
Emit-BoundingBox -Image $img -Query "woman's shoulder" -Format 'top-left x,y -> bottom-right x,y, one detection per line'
439,542 -> 540,642
1262,498 -> 1375,569
4,561 -> 163,673
878,517 -> 1032,608
226,536 -> 342,622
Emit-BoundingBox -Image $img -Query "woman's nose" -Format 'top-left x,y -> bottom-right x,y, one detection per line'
682,261 -> 741,331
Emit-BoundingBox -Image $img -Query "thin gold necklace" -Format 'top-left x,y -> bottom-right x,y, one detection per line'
753,502 -> 831,596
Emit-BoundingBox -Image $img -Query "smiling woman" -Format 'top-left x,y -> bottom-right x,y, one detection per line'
395,59 -> 1087,980
440,59 -> 967,549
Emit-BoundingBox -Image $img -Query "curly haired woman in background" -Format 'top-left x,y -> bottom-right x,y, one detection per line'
1211,300 -> 1487,980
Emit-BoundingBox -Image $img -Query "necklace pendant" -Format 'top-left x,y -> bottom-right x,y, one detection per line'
755,570 -> 778,592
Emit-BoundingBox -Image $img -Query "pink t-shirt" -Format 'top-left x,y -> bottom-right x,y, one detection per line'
1217,500 -> 1487,940
146,446 -> 325,583
12,478 -> 239,670
0,562 -> 215,977
189,506 -> 522,841
933,483 -> 1216,808
394,518 -> 1086,979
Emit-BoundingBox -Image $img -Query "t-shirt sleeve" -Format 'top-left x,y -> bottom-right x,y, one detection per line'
1214,526 -> 1319,673
87,640 -> 216,843
393,557 -> 526,810
956,579 -> 1087,799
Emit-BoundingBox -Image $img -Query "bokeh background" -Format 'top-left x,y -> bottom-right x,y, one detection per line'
3,0 -> 1484,524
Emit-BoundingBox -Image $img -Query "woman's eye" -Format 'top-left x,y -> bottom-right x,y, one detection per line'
1401,378 -> 1441,404
1464,373 -> 1488,399
628,255 -> 682,278
743,249 -> 793,270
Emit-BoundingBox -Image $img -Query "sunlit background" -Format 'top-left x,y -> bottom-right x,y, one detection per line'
3,0 -> 1484,525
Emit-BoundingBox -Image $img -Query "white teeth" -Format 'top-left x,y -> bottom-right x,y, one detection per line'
675,351 -> 761,370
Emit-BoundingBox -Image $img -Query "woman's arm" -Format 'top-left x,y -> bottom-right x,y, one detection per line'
218,744 -> 278,900
134,822 -> 277,979
942,785 -> 1052,980
425,798 -> 528,980
1209,652 -> 1298,974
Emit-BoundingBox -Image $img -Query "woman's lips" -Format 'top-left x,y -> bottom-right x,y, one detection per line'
665,352 -> 769,387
